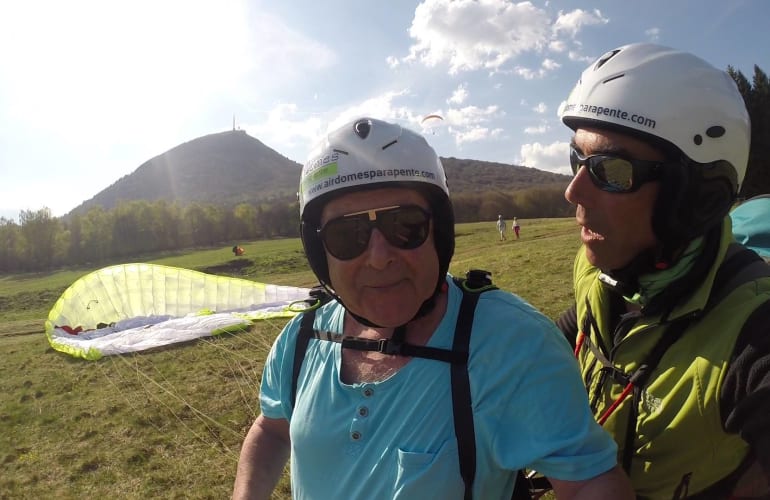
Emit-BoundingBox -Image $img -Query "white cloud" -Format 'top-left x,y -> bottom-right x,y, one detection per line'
447,84 -> 469,105
402,0 -> 551,74
645,27 -> 661,41
519,141 -> 571,174
445,105 -> 501,127
394,2 -> 609,76
454,126 -> 503,146
242,104 -> 325,162
552,8 -> 609,38
440,104 -> 503,145
245,90 -> 423,162
524,124 -> 549,134
533,102 -> 548,114
568,50 -> 596,63
549,40 -> 567,52
329,91 -> 418,131
542,58 -> 561,71
510,57 -> 562,80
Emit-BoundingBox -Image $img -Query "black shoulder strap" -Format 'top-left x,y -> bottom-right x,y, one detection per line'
290,286 -> 331,409
450,272 -> 533,500
452,280 -> 482,500
291,307 -> 317,409
708,244 -> 770,308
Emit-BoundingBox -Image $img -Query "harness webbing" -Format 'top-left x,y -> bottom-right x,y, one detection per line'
288,272 -> 537,499
452,283 -> 480,500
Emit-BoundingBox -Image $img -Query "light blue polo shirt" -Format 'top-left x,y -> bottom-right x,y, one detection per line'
260,276 -> 617,499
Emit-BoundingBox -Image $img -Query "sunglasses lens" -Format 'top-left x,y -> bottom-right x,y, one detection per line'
319,206 -> 431,260
379,207 -> 430,250
569,148 -> 581,175
570,148 -> 635,193
321,217 -> 370,260
592,158 -> 634,192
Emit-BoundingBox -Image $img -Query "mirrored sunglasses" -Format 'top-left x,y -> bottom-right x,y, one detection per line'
318,205 -> 431,261
570,146 -> 664,193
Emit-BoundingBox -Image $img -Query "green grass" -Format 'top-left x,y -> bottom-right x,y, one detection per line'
0,218 -> 579,499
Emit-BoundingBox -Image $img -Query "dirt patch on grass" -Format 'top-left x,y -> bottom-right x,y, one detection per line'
0,319 -> 44,337
198,258 -> 253,276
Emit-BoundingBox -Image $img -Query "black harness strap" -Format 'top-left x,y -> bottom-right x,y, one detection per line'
290,286 -> 332,409
290,309 -> 316,410
453,283 -> 481,500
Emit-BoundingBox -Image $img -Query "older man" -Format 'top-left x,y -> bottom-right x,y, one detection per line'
234,117 -> 632,499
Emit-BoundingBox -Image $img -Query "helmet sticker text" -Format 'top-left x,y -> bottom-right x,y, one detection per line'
563,103 -> 656,129
302,162 -> 339,190
305,168 -> 437,197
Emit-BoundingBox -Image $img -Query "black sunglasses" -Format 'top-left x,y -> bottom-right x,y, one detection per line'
570,146 -> 664,193
318,205 -> 431,261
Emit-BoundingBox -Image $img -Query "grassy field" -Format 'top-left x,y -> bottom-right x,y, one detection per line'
0,218 -> 580,499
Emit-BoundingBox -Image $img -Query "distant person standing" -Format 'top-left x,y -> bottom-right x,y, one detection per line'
512,217 -> 520,239
496,214 -> 507,241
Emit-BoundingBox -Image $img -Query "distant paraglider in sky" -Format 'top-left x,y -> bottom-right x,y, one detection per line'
420,114 -> 444,135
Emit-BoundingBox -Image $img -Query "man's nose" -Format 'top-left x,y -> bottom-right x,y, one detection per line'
365,228 -> 396,268
565,165 -> 594,206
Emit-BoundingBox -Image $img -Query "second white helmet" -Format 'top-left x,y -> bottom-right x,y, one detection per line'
559,42 -> 750,192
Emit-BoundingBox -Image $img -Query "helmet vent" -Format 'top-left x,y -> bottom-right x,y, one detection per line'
594,49 -> 621,70
353,119 -> 371,139
706,126 -> 726,138
694,135 -> 703,145
382,140 -> 398,150
602,74 -> 625,84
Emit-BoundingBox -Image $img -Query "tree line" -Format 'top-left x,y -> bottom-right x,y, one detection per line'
729,65 -> 770,199
0,186 -> 571,274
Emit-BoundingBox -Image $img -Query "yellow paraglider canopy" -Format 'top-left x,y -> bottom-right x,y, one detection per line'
45,263 -> 312,360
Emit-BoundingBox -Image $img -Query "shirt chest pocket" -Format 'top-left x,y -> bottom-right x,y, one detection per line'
394,439 -> 464,499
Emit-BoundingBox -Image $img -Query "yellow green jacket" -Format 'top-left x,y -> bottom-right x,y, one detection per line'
573,220 -> 770,499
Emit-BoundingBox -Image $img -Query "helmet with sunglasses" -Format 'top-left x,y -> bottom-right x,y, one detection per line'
299,117 -> 455,316
559,43 -> 750,263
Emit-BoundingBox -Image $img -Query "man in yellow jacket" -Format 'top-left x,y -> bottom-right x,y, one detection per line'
556,43 -> 770,499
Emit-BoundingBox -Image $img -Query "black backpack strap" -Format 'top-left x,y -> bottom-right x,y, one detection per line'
453,277 -> 482,500
291,307 -> 317,410
451,270 -> 510,500
708,244 -> 770,308
290,286 -> 331,409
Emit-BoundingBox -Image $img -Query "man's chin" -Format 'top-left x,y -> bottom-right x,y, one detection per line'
584,246 -> 609,270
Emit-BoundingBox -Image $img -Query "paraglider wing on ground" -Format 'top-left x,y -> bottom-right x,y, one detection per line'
45,263 -> 312,360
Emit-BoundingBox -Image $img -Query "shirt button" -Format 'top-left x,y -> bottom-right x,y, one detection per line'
351,431 -> 362,441
362,387 -> 374,397
358,406 -> 369,417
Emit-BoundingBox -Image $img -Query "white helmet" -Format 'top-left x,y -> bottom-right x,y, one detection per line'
560,43 -> 751,264
299,117 -> 449,216
299,117 -> 455,313
559,42 -> 749,189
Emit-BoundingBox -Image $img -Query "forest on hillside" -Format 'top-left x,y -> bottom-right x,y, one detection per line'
0,185 -> 569,273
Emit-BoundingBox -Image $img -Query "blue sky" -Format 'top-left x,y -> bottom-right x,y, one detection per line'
1,0 -> 767,220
